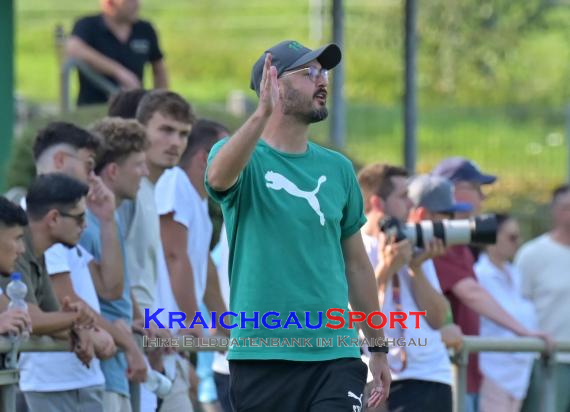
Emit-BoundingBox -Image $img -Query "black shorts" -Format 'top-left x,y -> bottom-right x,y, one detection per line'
379,379 -> 452,412
229,358 -> 368,412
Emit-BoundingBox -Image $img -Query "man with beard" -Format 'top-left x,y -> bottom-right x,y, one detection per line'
205,40 -> 391,412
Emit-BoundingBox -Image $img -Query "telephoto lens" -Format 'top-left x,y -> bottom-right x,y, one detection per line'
379,214 -> 497,248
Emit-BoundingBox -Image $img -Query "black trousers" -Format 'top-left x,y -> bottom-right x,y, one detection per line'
214,372 -> 233,412
382,379 -> 452,412
229,358 -> 368,412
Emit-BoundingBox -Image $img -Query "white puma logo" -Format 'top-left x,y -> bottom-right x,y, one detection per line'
265,171 -> 327,226
347,391 -> 363,412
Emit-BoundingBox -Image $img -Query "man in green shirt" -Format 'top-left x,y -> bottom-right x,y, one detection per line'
206,40 -> 390,411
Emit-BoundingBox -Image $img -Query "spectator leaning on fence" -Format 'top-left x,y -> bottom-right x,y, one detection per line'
515,184 -> 570,412
358,167 -> 453,412
0,197 -> 32,336
474,213 -> 538,412
206,40 -> 391,411
82,117 -> 150,412
431,157 -> 551,412
0,175 -> 95,363
66,0 -> 167,106
116,90 -> 196,411
16,122 -> 121,412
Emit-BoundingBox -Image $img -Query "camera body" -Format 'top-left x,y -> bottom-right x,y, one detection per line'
379,214 -> 497,248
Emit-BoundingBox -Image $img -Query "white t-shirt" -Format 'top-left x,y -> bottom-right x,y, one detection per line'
361,232 -> 452,385
515,234 -> 570,363
118,177 -> 162,312
475,253 -> 537,399
211,224 -> 230,375
19,243 -> 105,392
155,167 -> 213,308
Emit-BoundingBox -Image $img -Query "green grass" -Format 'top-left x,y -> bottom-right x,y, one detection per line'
13,0 -> 568,237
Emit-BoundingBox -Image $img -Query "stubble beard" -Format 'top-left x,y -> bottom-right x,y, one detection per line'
281,87 -> 328,124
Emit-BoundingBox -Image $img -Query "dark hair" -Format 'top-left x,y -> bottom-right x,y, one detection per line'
26,174 -> 89,221
180,119 -> 229,164
0,197 -> 28,228
357,163 -> 409,203
552,184 -> 570,205
491,213 -> 512,231
136,90 -> 196,126
89,117 -> 149,175
33,122 -> 100,161
108,89 -> 149,119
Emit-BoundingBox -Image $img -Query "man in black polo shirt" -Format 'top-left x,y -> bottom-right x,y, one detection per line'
66,0 -> 167,106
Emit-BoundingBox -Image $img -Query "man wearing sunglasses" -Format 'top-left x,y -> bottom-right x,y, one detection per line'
358,165 -> 451,412
12,123 -> 120,412
206,40 -> 390,411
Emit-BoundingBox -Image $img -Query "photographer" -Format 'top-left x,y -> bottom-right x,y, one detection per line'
357,164 -> 451,412
431,158 -> 551,412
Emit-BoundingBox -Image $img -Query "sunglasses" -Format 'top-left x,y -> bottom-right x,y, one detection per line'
58,210 -> 86,226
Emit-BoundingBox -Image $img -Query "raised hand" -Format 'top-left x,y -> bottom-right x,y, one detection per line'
257,53 -> 279,118
87,172 -> 116,222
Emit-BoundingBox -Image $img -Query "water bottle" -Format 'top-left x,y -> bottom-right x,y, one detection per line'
144,369 -> 173,398
6,272 -> 30,343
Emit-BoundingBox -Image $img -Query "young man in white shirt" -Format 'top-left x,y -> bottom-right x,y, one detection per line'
117,90 -> 197,411
516,185 -> 570,412
156,119 -> 229,336
156,119 -> 230,410
357,165 -> 452,412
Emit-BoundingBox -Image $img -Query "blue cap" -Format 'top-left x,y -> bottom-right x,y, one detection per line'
432,157 -> 497,185
408,175 -> 474,214
10,272 -> 22,281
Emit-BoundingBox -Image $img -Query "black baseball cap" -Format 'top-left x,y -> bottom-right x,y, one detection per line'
432,157 -> 497,185
250,40 -> 342,96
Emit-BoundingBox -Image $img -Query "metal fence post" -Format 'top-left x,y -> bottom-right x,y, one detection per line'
453,349 -> 468,412
0,342 -> 19,412
540,353 -> 556,412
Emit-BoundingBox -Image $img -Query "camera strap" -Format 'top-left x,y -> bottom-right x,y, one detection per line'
390,272 -> 408,372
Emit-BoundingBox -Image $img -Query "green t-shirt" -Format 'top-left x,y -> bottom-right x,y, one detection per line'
205,138 -> 366,361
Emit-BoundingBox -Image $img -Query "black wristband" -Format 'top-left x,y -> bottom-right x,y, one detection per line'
368,345 -> 389,354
